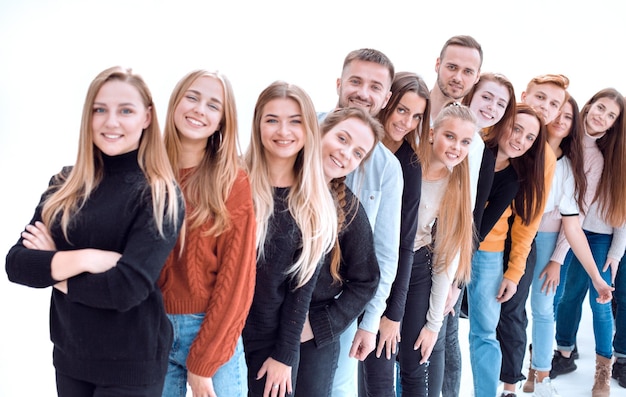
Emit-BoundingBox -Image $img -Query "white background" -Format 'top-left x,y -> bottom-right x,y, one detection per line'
1,1 -> 623,395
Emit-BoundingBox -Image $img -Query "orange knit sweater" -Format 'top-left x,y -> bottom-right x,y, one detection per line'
158,169 -> 256,377
478,142 -> 556,284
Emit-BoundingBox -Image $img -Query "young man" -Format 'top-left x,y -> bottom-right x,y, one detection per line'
318,48 -> 403,397
497,74 -> 565,397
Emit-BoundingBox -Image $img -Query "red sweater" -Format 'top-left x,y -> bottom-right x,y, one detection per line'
158,169 -> 256,377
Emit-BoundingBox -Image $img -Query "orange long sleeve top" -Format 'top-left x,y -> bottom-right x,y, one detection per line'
158,169 -> 257,377
478,142 -> 556,284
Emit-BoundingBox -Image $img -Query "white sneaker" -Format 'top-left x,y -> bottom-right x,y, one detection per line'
533,377 -> 561,397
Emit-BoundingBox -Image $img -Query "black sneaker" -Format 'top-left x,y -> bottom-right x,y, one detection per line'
613,359 -> 626,388
571,344 -> 579,360
550,350 -> 577,378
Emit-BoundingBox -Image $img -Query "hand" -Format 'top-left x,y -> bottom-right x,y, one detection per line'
349,328 -> 376,361
376,315 -> 400,359
22,221 -> 56,251
83,249 -> 122,274
603,257 -> 619,285
444,285 -> 461,316
591,277 -> 614,304
300,313 -> 313,342
539,261 -> 561,295
188,371 -> 217,397
257,357 -> 292,397
496,278 -> 517,303
413,326 -> 438,364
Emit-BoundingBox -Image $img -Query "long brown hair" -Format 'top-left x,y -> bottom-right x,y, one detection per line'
556,96 -> 587,213
583,88 -> 626,226
321,107 -> 383,283
485,103 -> 546,224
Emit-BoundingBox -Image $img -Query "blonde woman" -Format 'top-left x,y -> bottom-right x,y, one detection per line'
242,81 -> 337,397
158,70 -> 256,397
397,103 -> 476,396
6,66 -> 184,396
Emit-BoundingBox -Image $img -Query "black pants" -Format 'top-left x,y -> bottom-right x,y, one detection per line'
358,332 -> 397,397
295,338 -> 340,397
497,239 -> 537,384
56,372 -> 164,397
245,346 -> 299,397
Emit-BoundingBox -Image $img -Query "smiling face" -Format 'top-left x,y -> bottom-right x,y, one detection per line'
336,60 -> 392,116
429,117 -> 475,172
174,75 -> 224,144
91,80 -> 151,156
383,91 -> 427,145
521,83 -> 566,125
321,117 -> 375,181
469,80 -> 510,129
499,112 -> 540,160
547,100 -> 574,141
585,97 -> 620,136
259,98 -> 305,165
435,45 -> 481,100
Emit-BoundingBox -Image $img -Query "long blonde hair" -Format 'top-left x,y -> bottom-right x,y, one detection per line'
164,70 -> 240,235
418,103 -> 476,283
245,81 -> 337,288
42,66 -> 180,241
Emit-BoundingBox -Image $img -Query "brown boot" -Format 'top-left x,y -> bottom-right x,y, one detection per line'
523,344 -> 535,392
592,354 -> 612,397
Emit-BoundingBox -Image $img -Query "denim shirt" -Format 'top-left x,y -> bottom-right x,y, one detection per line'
345,142 -> 403,333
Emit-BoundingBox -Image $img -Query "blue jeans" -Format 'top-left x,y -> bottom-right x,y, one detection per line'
555,231 -> 614,359
442,286 -> 464,397
530,232 -> 558,371
162,313 -> 248,397
331,320 -> 358,397
468,249 -> 503,397
613,256 -> 626,358
553,250 -> 573,318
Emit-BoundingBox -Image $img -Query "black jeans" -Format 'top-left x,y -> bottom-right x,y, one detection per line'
56,372 -> 165,397
497,239 -> 537,384
295,339 -> 339,397
358,333 -> 397,397
398,247 -> 446,396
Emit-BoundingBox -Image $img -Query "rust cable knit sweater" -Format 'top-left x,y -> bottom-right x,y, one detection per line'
158,169 -> 256,377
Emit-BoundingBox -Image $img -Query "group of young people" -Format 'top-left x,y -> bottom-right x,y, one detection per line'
5,34 -> 626,397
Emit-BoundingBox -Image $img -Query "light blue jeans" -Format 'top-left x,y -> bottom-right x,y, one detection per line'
555,231 -> 614,359
162,313 -> 248,397
331,320 -> 358,397
530,232 -> 558,371
468,249 -> 504,397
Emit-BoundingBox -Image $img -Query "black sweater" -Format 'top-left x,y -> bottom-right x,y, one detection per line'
478,163 -> 519,241
243,187 -> 317,368
308,187 -> 380,348
5,150 -> 184,386
383,140 -> 422,322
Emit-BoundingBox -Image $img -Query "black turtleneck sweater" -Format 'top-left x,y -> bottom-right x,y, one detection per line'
6,150 -> 184,386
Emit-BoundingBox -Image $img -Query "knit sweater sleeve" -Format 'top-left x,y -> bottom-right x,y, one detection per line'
504,144 -> 556,283
309,195 -> 380,347
6,171 -> 68,288
186,172 -> 257,377
66,187 -> 184,311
